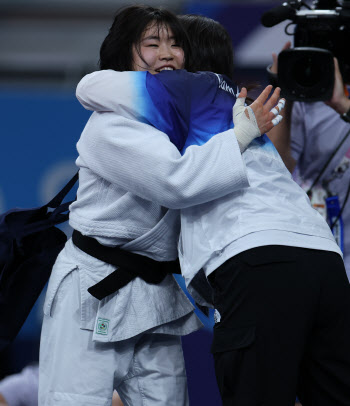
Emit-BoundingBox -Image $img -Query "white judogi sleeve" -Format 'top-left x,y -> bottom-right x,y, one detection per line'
76,70 -> 249,209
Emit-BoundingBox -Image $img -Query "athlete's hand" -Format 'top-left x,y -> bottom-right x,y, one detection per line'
233,85 -> 285,153
250,85 -> 285,134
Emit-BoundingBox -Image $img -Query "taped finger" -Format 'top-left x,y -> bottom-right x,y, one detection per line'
232,97 -> 246,118
270,99 -> 286,116
272,114 -> 283,126
234,97 -> 246,107
278,98 -> 286,110
270,106 -> 280,116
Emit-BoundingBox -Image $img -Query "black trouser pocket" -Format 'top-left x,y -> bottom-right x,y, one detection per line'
211,325 -> 261,405
211,325 -> 255,354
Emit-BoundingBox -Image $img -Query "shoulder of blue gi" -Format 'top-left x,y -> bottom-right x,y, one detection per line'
182,72 -> 238,152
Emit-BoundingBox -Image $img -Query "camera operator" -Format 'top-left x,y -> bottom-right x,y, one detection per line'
268,44 -> 350,281
265,0 -> 350,281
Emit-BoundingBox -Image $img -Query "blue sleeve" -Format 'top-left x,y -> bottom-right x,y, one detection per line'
182,72 -> 238,153
76,70 -> 191,151
151,71 -> 238,154
77,70 -> 236,153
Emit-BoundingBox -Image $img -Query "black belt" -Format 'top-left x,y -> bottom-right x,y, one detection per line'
72,230 -> 181,300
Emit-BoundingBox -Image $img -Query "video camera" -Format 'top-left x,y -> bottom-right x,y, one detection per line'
261,0 -> 350,101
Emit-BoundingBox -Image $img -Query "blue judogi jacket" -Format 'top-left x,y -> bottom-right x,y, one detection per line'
132,69 -> 238,152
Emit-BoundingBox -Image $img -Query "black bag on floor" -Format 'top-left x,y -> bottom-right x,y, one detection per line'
0,172 -> 78,352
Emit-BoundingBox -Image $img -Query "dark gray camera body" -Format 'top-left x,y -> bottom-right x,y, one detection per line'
262,0 -> 350,101
278,47 -> 335,101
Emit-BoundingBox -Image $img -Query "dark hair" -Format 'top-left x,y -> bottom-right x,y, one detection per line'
179,14 -> 234,79
99,5 -> 191,71
180,14 -> 257,103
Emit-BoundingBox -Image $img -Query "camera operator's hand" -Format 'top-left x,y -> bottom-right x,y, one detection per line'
325,57 -> 350,115
233,85 -> 284,152
270,41 -> 291,74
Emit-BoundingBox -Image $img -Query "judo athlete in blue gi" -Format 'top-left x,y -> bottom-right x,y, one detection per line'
76,14 -> 350,406
38,7 -> 280,406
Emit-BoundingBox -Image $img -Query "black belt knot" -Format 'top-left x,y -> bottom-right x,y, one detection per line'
72,230 -> 180,300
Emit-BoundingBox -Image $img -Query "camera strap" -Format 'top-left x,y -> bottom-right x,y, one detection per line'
307,87 -> 350,191
305,127 -> 350,195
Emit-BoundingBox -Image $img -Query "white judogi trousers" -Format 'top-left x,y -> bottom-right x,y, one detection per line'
39,268 -> 189,406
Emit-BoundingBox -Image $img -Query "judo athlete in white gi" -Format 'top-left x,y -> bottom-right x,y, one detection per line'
38,7 -> 281,406
76,15 -> 350,406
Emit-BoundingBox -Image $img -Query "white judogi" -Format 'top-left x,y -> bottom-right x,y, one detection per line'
39,71 -> 249,405
40,241 -> 192,406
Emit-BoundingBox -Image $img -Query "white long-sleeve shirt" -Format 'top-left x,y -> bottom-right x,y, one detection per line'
291,101 -> 350,280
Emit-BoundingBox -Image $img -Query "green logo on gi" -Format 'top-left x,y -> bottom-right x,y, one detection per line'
96,318 -> 110,335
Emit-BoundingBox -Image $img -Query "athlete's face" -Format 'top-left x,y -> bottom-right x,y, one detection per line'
132,23 -> 185,74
